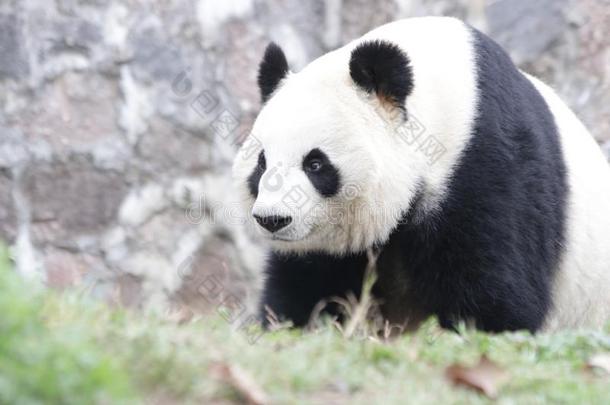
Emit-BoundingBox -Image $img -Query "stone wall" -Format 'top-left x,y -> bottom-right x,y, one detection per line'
1,0 -> 609,312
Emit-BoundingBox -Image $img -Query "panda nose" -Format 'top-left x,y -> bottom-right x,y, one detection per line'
253,214 -> 292,233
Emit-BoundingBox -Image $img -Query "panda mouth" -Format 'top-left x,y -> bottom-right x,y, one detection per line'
271,234 -> 296,241
269,225 -> 316,242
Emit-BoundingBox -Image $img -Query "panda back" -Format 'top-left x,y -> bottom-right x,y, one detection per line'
526,74 -> 610,330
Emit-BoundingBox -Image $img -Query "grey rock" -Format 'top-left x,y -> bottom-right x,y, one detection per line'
172,236 -> 257,315
0,173 -> 17,243
22,159 -> 129,245
129,25 -> 186,83
135,117 -> 215,175
12,72 -> 120,156
0,126 -> 29,168
0,13 -> 30,80
47,19 -> 102,58
487,0 -> 568,65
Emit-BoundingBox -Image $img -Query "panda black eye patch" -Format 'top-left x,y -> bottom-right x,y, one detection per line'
247,150 -> 266,198
302,148 -> 340,197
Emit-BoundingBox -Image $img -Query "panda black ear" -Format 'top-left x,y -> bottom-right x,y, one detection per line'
258,42 -> 289,103
349,40 -> 413,110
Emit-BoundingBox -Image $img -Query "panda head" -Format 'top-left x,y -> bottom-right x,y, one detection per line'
233,40 -> 430,255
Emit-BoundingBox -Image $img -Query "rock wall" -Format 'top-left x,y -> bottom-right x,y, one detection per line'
1,0 -> 609,312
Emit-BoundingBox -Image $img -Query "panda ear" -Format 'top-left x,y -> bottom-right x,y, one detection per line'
258,42 -> 289,103
349,40 -> 413,110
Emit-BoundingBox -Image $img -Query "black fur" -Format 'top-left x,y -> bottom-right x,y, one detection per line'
258,43 -> 289,103
261,252 -> 367,327
302,148 -> 341,197
349,40 -> 414,109
247,150 -> 266,198
260,28 -> 567,333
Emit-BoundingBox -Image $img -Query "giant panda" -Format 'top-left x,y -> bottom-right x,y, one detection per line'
232,17 -> 610,333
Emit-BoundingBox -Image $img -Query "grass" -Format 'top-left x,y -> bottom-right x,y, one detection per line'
0,245 -> 609,404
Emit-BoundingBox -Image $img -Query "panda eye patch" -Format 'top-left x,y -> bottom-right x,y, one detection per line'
257,150 -> 266,170
302,148 -> 341,197
247,150 -> 266,198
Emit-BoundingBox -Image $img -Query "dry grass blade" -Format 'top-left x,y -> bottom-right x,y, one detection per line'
342,248 -> 379,339
445,355 -> 510,398
211,362 -> 269,405
264,305 -> 293,331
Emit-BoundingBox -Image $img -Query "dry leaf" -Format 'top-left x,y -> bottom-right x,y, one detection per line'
586,353 -> 610,375
445,355 -> 510,398
211,362 -> 269,405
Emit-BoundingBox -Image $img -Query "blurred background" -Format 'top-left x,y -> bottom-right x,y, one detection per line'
1,0 -> 609,315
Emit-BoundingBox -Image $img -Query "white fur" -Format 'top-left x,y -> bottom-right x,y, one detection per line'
525,74 -> 610,331
233,17 -> 477,254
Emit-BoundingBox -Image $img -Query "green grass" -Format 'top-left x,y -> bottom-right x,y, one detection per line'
0,246 -> 134,405
0,246 -> 609,404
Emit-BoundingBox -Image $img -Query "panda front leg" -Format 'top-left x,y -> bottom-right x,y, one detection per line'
260,252 -> 367,327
